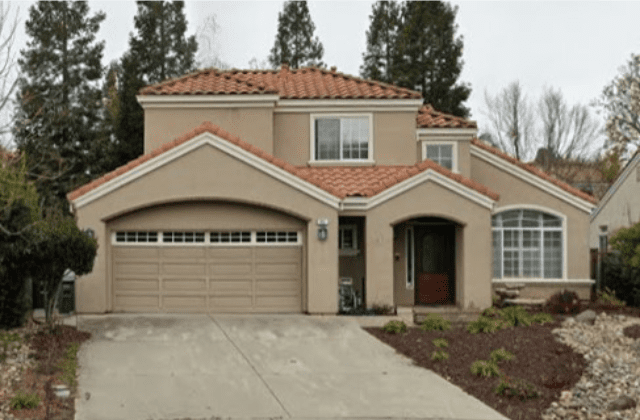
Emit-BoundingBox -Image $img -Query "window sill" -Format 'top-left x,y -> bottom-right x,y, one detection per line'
492,278 -> 595,285
339,249 -> 360,257
308,160 -> 376,167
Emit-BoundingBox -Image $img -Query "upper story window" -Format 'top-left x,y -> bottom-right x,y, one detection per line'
422,142 -> 456,171
313,115 -> 371,161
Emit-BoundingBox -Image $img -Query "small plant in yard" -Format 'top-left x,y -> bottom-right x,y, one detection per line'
431,350 -> 449,361
530,312 -> 554,325
495,376 -> 540,401
382,320 -> 407,334
10,390 -> 40,410
59,342 -> 81,390
490,348 -> 515,364
420,314 -> 451,331
500,306 -> 532,327
482,306 -> 501,318
597,287 -> 626,307
432,338 -> 448,348
467,316 -> 505,334
0,331 -> 21,363
470,360 -> 501,378
546,290 -> 581,314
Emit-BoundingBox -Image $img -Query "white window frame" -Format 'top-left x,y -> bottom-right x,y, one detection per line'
491,206 -> 568,281
310,113 -> 374,163
112,230 -> 303,246
405,226 -> 415,289
422,141 -> 458,173
339,224 -> 359,256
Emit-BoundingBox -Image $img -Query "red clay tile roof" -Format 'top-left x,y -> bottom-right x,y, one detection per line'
470,138 -> 598,204
417,105 -> 477,129
140,65 -> 422,100
68,122 -> 498,202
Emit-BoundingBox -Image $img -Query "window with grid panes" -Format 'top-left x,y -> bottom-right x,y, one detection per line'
314,116 -> 370,161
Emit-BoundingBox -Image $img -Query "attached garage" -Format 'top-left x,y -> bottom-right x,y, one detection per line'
107,202 -> 305,313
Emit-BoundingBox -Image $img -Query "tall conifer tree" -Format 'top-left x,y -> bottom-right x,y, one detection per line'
269,1 -> 324,69
360,1 -> 400,84
393,1 -> 471,117
13,1 -> 105,211
112,1 -> 197,169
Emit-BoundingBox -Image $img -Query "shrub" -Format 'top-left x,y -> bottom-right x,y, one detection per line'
467,316 -> 505,334
470,360 -> 501,378
432,338 -> 448,348
545,290 -> 581,314
499,306 -> 532,327
431,350 -> 449,361
382,320 -> 407,334
490,348 -> 515,364
610,222 -> 640,268
601,252 -> 640,306
420,314 -> 451,331
597,287 -> 626,307
482,306 -> 501,318
10,391 -> 40,409
495,376 -> 540,400
530,312 -> 554,325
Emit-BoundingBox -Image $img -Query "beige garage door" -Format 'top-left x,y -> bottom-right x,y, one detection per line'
111,231 -> 302,313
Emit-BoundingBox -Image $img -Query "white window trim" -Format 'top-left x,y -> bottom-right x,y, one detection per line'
310,113 -> 374,163
491,205 -> 568,281
405,226 -> 415,289
422,140 -> 458,173
111,231 -> 303,246
339,224 -> 359,256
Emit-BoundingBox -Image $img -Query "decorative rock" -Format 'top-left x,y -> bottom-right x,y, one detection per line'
607,395 -> 637,412
575,310 -> 597,325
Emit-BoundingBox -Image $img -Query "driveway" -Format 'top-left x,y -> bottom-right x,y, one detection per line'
75,314 -> 508,420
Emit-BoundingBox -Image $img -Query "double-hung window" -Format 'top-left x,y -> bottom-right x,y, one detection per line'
314,115 -> 371,161
492,209 -> 563,279
423,142 -> 455,171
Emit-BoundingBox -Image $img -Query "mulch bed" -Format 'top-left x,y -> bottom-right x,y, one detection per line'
7,324 -> 91,420
365,320 -> 585,420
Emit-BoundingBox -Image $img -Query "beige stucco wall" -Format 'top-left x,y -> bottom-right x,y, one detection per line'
273,111 -> 418,165
590,159 -> 640,248
366,181 -> 493,311
143,107 -> 275,154
470,153 -> 592,283
73,142 -> 339,314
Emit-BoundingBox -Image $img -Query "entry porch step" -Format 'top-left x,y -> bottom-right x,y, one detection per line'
411,306 -> 482,324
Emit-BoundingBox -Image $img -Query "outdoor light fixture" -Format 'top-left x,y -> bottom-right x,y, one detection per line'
317,218 -> 329,241
84,228 -> 95,239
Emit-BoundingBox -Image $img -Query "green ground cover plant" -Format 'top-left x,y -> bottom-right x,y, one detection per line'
10,390 -> 40,410
420,314 -> 451,331
490,348 -> 515,364
470,360 -> 501,378
495,376 -> 540,401
432,338 -> 448,348
431,350 -> 449,361
382,320 -> 407,334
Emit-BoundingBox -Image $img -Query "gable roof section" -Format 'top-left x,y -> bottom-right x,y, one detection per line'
591,150 -> 640,220
140,65 -> 422,100
68,122 -> 498,210
470,138 -> 597,212
417,105 -> 477,129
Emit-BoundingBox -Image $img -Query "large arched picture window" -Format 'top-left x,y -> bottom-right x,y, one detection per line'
492,209 -> 563,279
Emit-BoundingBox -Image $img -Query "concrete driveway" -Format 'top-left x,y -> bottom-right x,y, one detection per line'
75,314 -> 508,420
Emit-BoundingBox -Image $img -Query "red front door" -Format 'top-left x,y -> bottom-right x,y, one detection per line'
415,225 -> 455,305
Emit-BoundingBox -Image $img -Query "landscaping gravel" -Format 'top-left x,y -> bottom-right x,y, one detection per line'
543,312 -> 640,420
0,324 -> 38,420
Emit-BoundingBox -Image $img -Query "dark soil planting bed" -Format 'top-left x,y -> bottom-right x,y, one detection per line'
366,321 -> 585,420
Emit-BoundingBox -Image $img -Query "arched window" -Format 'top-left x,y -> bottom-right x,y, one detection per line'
492,209 -> 563,279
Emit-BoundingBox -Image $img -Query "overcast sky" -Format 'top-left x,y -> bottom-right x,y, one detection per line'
10,1 -> 640,151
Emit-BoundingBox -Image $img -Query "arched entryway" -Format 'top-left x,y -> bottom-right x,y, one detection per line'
394,217 -> 461,306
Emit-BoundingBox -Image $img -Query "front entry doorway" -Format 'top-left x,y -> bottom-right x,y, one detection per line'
413,221 -> 456,305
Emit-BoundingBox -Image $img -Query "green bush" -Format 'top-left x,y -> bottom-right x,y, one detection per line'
545,290 -> 581,315
481,306 -> 501,318
495,376 -> 540,401
420,314 -> 451,331
431,350 -> 449,361
432,338 -> 448,348
597,287 -> 626,307
610,222 -> 640,268
530,312 -> 554,325
470,360 -> 501,378
467,316 -> 505,334
10,390 -> 40,409
382,320 -> 407,334
602,253 -> 640,306
500,306 -> 532,327
490,348 -> 515,364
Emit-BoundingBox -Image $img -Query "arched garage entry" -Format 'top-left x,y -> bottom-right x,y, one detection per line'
106,200 -> 306,313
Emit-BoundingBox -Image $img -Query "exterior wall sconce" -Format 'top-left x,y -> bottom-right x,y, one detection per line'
317,218 -> 329,241
84,228 -> 95,239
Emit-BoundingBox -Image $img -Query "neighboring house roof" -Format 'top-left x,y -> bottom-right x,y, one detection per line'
591,150 -> 640,220
139,64 -> 422,100
470,138 -> 598,205
68,122 -> 498,203
417,105 -> 477,129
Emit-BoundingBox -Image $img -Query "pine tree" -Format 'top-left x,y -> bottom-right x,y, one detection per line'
13,1 -> 105,211
268,1 -> 324,69
112,1 -> 198,169
360,1 -> 400,84
393,1 -> 471,117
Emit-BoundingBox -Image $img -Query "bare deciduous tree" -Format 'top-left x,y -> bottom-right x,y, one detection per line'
195,14 -> 229,69
0,2 -> 19,148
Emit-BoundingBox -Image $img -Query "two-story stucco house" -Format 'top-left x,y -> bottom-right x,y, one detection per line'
67,65 -> 597,315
